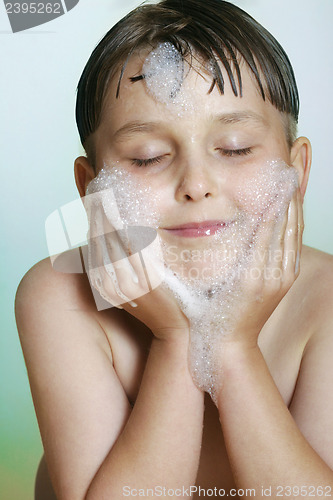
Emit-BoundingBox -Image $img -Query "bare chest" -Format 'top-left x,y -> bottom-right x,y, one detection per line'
103,300 -> 308,494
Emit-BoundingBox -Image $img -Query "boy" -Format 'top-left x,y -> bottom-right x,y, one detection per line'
15,1 -> 333,499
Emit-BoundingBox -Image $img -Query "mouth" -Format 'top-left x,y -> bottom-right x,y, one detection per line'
161,220 -> 232,238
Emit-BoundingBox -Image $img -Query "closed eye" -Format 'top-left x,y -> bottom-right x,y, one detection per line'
131,156 -> 163,167
218,147 -> 253,157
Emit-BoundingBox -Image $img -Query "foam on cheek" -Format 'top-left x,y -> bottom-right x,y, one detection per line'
85,166 -> 161,304
86,166 -> 160,228
236,159 -> 299,217
164,160 -> 299,403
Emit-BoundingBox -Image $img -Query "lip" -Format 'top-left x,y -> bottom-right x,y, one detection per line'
162,220 -> 231,238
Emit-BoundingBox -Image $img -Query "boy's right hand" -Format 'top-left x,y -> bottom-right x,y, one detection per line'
84,189 -> 189,341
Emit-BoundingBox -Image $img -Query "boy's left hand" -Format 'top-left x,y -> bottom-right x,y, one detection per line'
227,187 -> 303,349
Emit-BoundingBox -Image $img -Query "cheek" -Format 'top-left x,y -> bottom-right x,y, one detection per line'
86,165 -> 162,228
234,159 -> 299,216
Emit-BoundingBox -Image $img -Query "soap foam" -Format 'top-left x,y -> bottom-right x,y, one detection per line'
86,166 -> 160,228
142,42 -> 209,114
163,160 -> 299,403
85,165 -> 161,307
85,160 -> 299,403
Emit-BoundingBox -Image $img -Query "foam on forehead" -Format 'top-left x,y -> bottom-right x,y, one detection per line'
142,42 -> 202,114
143,43 -> 184,100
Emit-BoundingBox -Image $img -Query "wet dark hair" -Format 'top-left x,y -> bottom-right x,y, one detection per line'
76,0 -> 299,166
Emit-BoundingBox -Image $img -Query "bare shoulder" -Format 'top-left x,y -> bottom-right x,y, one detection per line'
298,245 -> 333,345
16,252 -> 96,316
298,245 -> 333,319
15,252 -> 113,375
281,245 -> 333,341
289,246 -> 333,467
301,245 -> 333,281
15,253 -> 135,499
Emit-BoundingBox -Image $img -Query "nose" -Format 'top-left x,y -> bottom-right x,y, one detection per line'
175,158 -> 218,203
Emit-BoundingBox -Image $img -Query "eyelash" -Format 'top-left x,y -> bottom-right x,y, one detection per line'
218,147 -> 253,157
131,156 -> 163,167
131,147 -> 252,167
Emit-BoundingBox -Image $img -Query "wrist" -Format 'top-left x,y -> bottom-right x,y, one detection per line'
151,331 -> 191,366
150,334 -> 203,395
216,340 -> 262,384
215,341 -> 264,402
219,338 -> 261,363
152,328 -> 190,353
152,325 -> 190,344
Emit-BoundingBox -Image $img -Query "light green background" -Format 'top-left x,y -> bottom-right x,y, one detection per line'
1,1 -> 332,498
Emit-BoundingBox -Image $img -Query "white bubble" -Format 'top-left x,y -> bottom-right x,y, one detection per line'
86,165 -> 160,228
142,42 -> 196,114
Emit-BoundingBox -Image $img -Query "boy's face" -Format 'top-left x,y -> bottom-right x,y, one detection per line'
88,52 -> 303,276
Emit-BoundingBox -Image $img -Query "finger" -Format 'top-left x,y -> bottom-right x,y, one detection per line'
87,242 -> 125,309
112,227 -> 164,296
296,189 -> 304,275
94,187 -> 139,288
102,229 -> 139,308
282,188 -> 298,275
110,232 -> 164,302
249,195 -> 281,272
99,201 -> 142,306
87,208 -> 111,293
111,252 -> 150,304
86,187 -> 162,308
139,232 -> 165,290
93,266 -> 125,308
86,196 -> 136,308
104,261 -> 138,308
100,205 -> 139,282
105,228 -> 140,284
266,199 -> 289,275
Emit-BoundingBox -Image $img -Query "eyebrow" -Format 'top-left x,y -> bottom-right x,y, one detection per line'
113,121 -> 160,141
113,111 -> 268,141
213,111 -> 268,127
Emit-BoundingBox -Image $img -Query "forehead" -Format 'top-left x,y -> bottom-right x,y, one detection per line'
99,51 -> 284,136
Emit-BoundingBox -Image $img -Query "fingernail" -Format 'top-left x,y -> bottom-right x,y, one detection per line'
129,301 -> 138,308
295,250 -> 300,274
125,259 -> 139,283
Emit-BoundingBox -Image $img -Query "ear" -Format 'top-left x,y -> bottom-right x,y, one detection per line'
290,136 -> 312,200
74,156 -> 96,198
